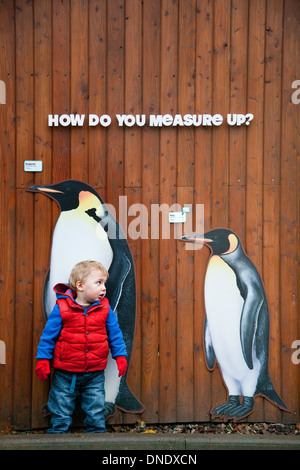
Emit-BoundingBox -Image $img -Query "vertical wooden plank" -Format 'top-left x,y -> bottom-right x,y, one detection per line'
280,0 -> 300,423
53,0 -> 71,182
228,0 -> 248,243
123,187 -> 142,424
177,0 -> 196,188
211,0 -> 230,228
32,192 -> 53,430
263,185 -> 281,420
14,190 -> 34,429
194,0 -> 213,422
227,3 -> 248,410
15,0 -> 34,190
34,0 -> 53,186
124,0 -> 142,188
13,0 -> 34,429
176,0 -> 196,422
246,0 -> 266,422
31,0 -> 53,428
89,0 -> 107,190
264,0 -> 282,187
0,0 -> 15,428
210,0 -> 231,416
229,0 -> 248,187
107,0 -> 125,209
246,0 -> 265,265
159,0 -> 178,423
70,0 -> 88,181
176,187 -> 194,422
141,0 -> 160,423
263,0 -> 283,422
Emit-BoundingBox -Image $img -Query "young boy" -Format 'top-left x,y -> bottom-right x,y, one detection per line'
35,260 -> 127,433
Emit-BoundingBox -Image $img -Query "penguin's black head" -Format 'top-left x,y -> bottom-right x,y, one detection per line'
28,180 -> 103,211
181,228 -> 240,255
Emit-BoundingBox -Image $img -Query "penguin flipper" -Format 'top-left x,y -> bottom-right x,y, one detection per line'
106,246 -> 131,312
204,318 -> 216,370
43,269 -> 51,319
240,291 -> 264,370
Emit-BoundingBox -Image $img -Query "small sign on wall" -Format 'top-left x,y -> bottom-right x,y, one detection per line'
169,206 -> 190,223
168,212 -> 186,223
24,161 -> 43,172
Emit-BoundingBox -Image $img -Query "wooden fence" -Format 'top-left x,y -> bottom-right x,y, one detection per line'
0,0 -> 299,429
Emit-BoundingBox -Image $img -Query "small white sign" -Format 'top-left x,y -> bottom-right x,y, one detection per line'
168,212 -> 187,223
24,160 -> 43,172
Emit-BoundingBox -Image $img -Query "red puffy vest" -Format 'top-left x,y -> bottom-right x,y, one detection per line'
52,296 -> 110,372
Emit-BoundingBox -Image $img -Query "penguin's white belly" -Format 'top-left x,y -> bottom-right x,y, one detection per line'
205,256 -> 249,378
45,210 -> 113,315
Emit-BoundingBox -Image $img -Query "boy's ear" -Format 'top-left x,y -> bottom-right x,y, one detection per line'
76,280 -> 84,292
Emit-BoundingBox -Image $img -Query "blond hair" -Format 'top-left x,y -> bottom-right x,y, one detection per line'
69,260 -> 109,291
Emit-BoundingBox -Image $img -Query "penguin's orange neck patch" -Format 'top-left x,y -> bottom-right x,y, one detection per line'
223,234 -> 238,254
79,190 -> 93,203
78,191 -> 105,218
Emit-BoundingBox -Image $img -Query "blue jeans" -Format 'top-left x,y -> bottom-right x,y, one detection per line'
47,369 -> 106,433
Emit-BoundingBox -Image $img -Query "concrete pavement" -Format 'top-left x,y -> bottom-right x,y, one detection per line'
0,432 -> 299,450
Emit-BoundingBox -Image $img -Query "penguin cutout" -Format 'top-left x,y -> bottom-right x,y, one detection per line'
181,228 -> 288,422
29,180 -> 144,419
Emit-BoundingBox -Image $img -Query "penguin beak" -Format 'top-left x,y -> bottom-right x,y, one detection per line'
29,185 -> 64,194
180,234 -> 213,244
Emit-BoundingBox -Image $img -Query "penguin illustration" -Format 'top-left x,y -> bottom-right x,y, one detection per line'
29,179 -> 144,418
181,228 -> 287,421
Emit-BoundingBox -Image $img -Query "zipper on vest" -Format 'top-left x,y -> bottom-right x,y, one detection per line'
84,308 -> 89,370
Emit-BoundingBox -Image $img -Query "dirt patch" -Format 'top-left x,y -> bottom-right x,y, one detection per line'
107,421 -> 300,435
1,421 -> 299,436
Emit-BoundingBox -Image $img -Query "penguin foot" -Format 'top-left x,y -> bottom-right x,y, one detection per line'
211,395 -> 240,421
211,395 -> 255,422
104,401 -> 116,420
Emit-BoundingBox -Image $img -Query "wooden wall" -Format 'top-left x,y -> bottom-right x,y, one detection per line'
0,0 -> 299,430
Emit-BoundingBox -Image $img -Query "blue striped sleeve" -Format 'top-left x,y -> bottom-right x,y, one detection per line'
36,304 -> 62,360
106,306 -> 127,358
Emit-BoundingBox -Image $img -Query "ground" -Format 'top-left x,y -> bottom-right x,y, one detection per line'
1,421 -> 299,436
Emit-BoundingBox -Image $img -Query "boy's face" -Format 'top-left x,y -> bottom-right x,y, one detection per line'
76,269 -> 107,305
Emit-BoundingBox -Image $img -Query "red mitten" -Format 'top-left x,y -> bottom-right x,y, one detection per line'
35,359 -> 51,381
116,356 -> 127,377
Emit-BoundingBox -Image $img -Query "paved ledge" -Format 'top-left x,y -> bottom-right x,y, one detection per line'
0,433 -> 299,450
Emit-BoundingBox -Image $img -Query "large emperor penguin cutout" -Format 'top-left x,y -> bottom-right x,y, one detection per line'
29,179 -> 144,419
181,228 -> 287,421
